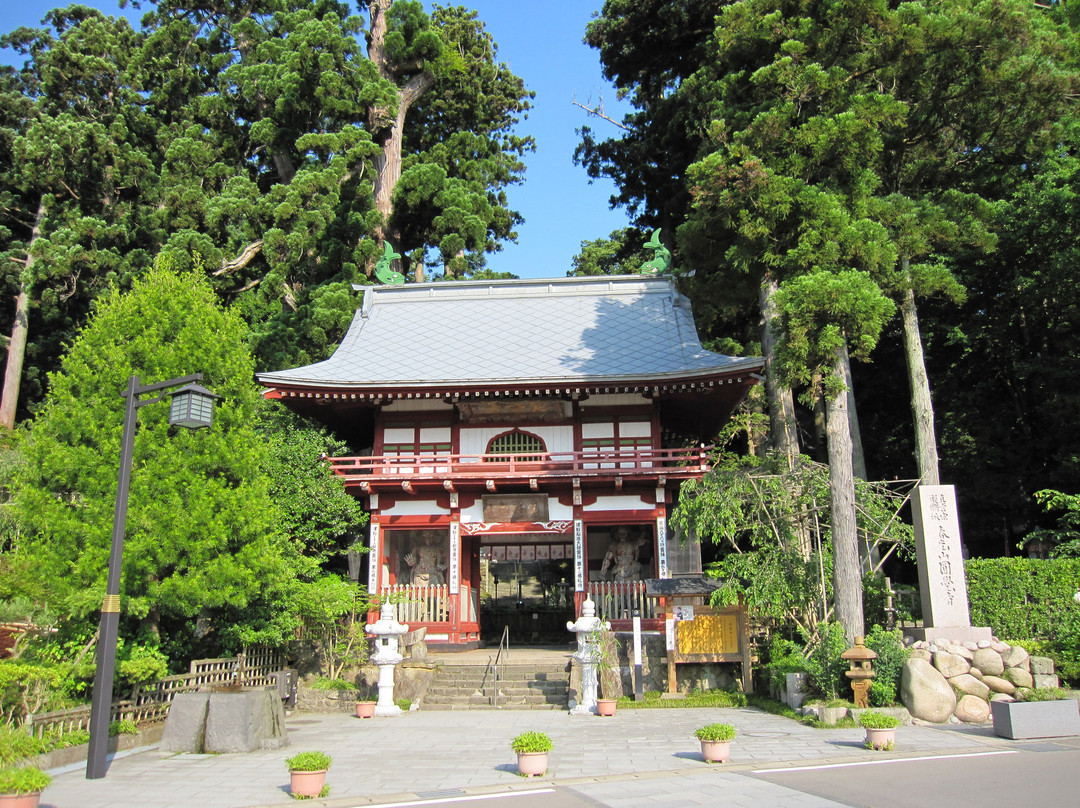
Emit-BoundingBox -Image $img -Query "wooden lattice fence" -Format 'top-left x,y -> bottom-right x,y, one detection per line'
24,647 -> 287,738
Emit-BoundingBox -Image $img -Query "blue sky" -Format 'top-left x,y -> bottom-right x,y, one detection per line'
0,1 -> 636,280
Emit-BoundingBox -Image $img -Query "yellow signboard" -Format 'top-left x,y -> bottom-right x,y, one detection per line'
677,614 -> 739,655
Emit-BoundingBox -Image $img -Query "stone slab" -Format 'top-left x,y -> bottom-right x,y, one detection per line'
906,626 -> 993,644
160,692 -> 210,754
911,485 -> 974,629
204,689 -> 289,753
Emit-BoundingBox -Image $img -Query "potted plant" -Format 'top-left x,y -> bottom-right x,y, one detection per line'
355,700 -> 376,718
858,710 -> 899,750
991,687 -> 1080,740
0,766 -> 51,808
510,731 -> 552,777
286,750 -> 332,798
694,723 -> 736,763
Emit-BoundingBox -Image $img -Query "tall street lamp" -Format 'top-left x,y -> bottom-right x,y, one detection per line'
86,374 -> 218,780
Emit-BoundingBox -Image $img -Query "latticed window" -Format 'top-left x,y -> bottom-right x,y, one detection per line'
484,430 -> 546,462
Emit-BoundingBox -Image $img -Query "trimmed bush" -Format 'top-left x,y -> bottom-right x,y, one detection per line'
858,710 -> 899,729
286,751 -> 332,772
0,766 -> 51,795
510,731 -> 552,754
966,558 -> 1080,684
966,558 -> 1080,639
694,723 -> 736,742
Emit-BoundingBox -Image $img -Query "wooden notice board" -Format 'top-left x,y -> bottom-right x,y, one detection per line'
667,604 -> 752,693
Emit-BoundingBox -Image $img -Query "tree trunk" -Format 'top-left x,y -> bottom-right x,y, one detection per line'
899,256 -> 940,485
838,341 -> 867,480
0,197 -> 46,430
759,275 -> 800,466
367,0 -> 434,250
839,340 -> 879,572
826,343 -> 864,644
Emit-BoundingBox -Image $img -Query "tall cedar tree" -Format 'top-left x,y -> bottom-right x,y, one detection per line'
0,8 -> 159,428
1,2 -> 533,418
579,0 -> 1077,486
137,0 -> 533,369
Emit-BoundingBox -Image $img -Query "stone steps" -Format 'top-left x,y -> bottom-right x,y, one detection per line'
421,661 -> 570,711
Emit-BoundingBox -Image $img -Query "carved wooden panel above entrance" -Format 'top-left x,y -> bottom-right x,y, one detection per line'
457,400 -> 568,424
483,493 -> 549,522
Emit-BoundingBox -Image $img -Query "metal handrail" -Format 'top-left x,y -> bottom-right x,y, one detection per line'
492,625 -> 510,709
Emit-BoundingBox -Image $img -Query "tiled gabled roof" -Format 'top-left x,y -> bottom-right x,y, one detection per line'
257,276 -> 761,391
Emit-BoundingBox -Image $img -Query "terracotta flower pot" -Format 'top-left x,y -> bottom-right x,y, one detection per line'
289,769 -> 327,798
516,752 -> 548,777
0,793 -> 42,808
864,727 -> 895,750
699,739 -> 731,764
596,698 -> 617,716
356,701 -> 376,719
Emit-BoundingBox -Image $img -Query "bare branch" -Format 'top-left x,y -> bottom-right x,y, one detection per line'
214,240 -> 263,276
572,94 -> 631,131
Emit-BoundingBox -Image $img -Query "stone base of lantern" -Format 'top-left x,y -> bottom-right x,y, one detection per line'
905,626 -> 992,645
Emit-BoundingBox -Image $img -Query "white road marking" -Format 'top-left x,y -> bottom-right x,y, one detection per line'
360,789 -> 557,808
754,749 -> 1019,774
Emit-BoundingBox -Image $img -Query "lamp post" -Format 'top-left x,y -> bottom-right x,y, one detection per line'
86,374 -> 218,780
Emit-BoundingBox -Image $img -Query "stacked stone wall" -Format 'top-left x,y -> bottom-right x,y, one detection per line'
901,636 -> 1061,724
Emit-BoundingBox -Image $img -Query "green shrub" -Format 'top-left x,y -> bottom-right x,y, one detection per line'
0,727 -> 42,766
616,690 -> 746,709
966,558 -> 1080,639
803,621 -> 848,700
115,644 -> 170,692
762,635 -> 807,692
694,723 -> 736,742
310,678 -> 355,691
0,765 -> 51,794
109,719 -> 138,736
510,731 -> 552,754
0,662 -> 67,724
1016,687 -> 1069,702
864,626 -> 909,706
286,751 -> 332,772
858,710 -> 899,729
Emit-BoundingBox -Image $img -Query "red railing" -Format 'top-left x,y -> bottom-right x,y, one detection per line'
327,446 -> 710,485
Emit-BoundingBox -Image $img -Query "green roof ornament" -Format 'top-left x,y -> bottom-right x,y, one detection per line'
374,243 -> 404,285
640,229 -> 671,275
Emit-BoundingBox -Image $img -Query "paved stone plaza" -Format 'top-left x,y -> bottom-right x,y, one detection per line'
39,706 -> 1053,808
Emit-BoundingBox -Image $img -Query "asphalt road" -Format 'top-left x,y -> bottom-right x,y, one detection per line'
749,740 -> 1080,808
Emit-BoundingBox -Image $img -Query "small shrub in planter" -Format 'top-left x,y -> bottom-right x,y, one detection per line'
857,711 -> 900,730
287,751 -> 333,772
859,711 -> 899,750
286,751 -> 332,799
694,723 -> 736,764
510,731 -> 553,754
992,688 -> 1080,739
694,723 -> 737,742
511,731 -> 552,777
0,765 -> 51,806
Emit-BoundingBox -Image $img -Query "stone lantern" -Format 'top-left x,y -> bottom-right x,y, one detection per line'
366,602 -> 409,716
567,598 -> 609,715
841,635 -> 877,708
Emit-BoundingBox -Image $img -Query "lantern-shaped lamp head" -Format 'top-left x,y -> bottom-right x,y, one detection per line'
168,383 -> 219,429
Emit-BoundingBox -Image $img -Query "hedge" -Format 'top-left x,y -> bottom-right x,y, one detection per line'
965,558 -> 1080,640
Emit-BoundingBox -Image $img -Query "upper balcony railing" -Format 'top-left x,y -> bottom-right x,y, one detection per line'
327,446 -> 711,488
